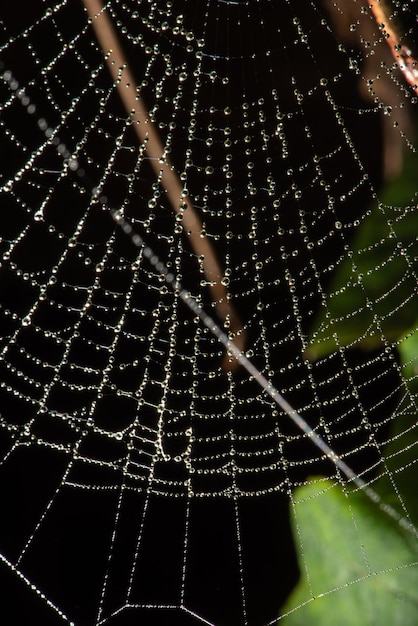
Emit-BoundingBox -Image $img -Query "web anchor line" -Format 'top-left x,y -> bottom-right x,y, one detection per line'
112,210 -> 418,540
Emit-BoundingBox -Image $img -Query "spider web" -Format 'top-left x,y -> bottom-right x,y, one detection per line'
0,1 -> 417,625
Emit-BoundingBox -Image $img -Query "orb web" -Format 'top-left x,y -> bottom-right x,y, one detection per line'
0,1 -> 417,625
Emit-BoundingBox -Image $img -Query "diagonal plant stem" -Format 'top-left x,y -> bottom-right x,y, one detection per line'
368,0 -> 418,91
82,0 -> 246,371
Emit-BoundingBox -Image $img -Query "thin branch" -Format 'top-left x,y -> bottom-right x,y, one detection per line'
81,0 -> 246,371
369,0 -> 418,91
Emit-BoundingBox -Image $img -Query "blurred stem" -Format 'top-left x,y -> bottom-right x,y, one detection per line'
369,0 -> 418,91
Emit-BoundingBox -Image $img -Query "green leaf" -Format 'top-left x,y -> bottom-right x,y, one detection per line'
399,328 -> 418,382
281,479 -> 418,625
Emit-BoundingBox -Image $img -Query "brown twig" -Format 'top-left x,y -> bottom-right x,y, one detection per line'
368,0 -> 418,91
81,0 -> 246,371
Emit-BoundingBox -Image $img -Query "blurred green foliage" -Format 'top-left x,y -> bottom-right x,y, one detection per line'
306,142 -> 418,361
282,139 -> 418,624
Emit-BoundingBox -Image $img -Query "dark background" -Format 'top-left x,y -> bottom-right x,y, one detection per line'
1,2 -> 416,625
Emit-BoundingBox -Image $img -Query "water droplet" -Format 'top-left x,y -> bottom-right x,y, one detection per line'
68,158 -> 79,171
